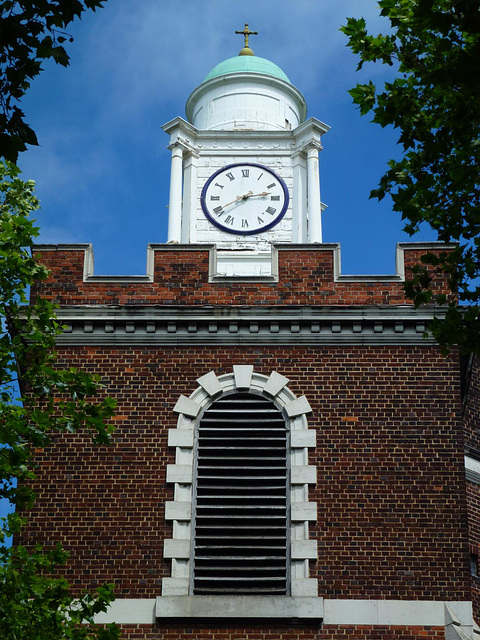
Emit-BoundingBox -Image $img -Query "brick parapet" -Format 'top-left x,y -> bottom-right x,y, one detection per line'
30,242 -> 453,307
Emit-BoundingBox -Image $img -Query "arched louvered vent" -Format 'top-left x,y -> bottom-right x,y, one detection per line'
192,392 -> 289,595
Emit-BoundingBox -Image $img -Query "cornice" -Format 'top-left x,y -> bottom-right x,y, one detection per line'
49,304 -> 441,346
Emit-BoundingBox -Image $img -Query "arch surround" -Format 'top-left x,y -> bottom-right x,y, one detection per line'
160,366 -> 320,619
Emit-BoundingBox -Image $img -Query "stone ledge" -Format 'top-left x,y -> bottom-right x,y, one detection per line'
155,595 -> 324,620
93,598 -> 473,628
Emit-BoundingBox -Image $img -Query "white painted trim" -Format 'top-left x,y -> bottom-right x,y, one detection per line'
291,502 -> 317,521
93,598 -> 473,627
291,430 -> 316,448
156,595 -> 323,620
465,455 -> 480,484
163,367 -> 316,598
94,599 -> 156,624
167,429 -> 194,447
324,600 -> 473,627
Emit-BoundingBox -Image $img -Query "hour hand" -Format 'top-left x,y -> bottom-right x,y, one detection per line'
221,192 -> 253,208
239,190 -> 254,201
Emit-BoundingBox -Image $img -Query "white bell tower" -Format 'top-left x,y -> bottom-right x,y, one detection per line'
163,25 -> 329,276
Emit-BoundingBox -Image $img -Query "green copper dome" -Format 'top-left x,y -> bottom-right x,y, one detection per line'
204,55 -> 291,84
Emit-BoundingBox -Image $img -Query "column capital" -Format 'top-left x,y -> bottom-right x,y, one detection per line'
168,143 -> 184,157
306,142 -> 323,155
168,140 -> 199,157
163,116 -> 199,154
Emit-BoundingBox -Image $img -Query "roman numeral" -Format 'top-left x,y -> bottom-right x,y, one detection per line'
225,215 -> 234,225
271,195 -> 280,201
241,169 -> 249,177
257,172 -> 264,180
266,206 -> 277,215
226,172 -> 235,181
213,206 -> 224,215
257,216 -> 264,224
214,182 -> 224,189
267,182 -> 276,189
210,195 -> 220,201
241,219 -> 249,228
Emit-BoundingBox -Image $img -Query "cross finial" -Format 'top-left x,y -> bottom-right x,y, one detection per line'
235,23 -> 258,56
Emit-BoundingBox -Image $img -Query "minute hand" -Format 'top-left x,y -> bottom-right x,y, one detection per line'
220,190 -> 255,209
244,191 -> 270,198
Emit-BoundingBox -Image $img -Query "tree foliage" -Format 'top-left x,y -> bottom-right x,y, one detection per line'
342,0 -> 480,354
0,0 -> 105,162
0,160 -> 119,639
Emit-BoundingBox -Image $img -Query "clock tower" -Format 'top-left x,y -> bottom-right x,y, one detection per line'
163,25 -> 329,276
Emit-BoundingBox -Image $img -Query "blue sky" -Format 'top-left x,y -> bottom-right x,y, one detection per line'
16,0 -> 435,278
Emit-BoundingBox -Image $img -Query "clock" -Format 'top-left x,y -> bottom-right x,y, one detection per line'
200,163 -> 289,235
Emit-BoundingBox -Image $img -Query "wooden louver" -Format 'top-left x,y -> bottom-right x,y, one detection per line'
192,392 -> 289,595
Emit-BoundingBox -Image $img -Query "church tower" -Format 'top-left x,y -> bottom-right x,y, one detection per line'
20,25 -> 477,640
163,25 -> 328,276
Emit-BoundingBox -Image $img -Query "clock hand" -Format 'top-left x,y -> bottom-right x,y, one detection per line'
218,197 -> 240,209
220,191 -> 253,209
218,190 -> 270,210
243,191 -> 270,198
238,190 -> 254,201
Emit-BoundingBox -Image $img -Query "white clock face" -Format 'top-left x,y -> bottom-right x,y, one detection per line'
200,163 -> 289,235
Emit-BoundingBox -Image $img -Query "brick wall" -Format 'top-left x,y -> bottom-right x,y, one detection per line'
19,345 -> 469,601
464,357 -> 480,620
464,357 -> 480,450
114,623 -> 446,639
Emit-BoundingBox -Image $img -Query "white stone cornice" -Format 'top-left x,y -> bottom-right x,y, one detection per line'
162,116 -> 199,154
50,304 -> 443,346
162,116 -> 198,138
293,116 -> 330,153
293,116 -> 331,137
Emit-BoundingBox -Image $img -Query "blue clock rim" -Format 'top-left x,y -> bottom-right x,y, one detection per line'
200,162 -> 290,236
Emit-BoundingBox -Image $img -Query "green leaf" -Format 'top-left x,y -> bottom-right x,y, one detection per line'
343,0 -> 480,353
0,160 -> 119,639
0,1 -> 108,161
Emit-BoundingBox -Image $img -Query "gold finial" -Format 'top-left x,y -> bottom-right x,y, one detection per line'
235,23 -> 258,56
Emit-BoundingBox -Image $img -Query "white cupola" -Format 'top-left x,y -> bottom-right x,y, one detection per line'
185,54 -> 307,132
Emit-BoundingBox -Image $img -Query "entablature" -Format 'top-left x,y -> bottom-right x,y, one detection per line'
50,304 -> 440,346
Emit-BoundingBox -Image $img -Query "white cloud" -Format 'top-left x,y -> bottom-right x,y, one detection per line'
65,0 -> 392,125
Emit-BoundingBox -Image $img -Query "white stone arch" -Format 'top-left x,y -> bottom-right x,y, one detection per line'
163,365 -> 318,598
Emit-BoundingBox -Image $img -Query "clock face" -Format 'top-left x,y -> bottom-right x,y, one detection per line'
200,163 -> 289,235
